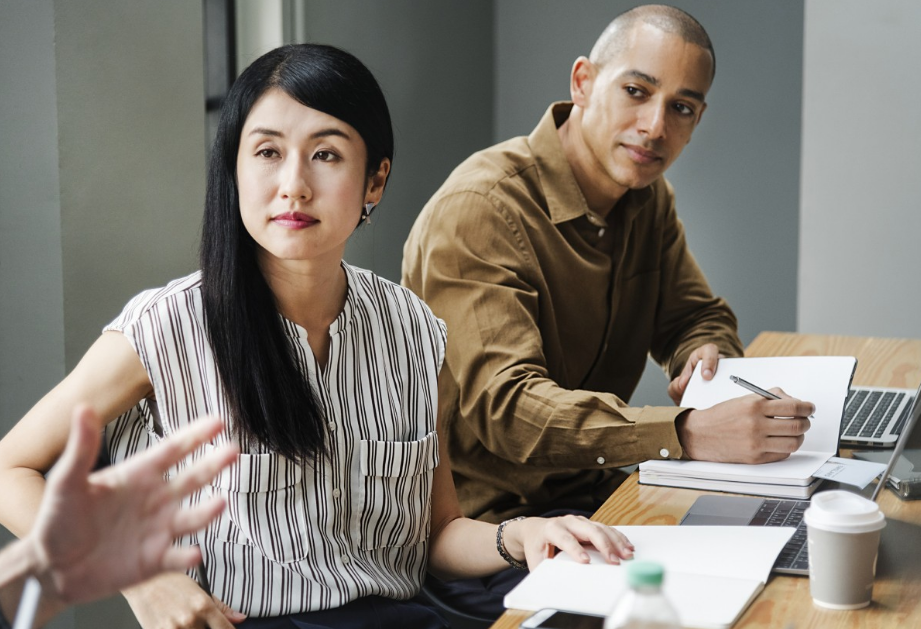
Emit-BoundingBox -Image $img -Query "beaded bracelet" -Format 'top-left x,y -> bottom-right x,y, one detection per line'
496,515 -> 528,570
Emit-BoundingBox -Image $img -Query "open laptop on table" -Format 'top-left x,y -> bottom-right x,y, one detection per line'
680,378 -> 921,575
841,383 -> 916,447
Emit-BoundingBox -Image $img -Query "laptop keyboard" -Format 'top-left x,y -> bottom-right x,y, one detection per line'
752,499 -> 810,573
892,395 -> 917,434
841,389 -> 914,440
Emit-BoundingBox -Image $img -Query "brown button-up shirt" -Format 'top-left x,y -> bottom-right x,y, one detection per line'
402,102 -> 743,522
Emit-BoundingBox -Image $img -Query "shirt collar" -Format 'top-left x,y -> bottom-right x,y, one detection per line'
279,260 -> 355,340
528,101 -> 653,226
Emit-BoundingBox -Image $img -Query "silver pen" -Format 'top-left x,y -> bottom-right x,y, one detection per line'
729,375 -> 781,400
730,375 -> 815,417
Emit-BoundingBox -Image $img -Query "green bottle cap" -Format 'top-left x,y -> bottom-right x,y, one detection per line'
626,561 -> 665,588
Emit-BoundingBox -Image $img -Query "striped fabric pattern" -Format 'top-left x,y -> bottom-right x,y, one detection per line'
104,263 -> 446,617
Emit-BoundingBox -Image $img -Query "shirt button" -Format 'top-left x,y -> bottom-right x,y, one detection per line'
659,448 -> 670,458
328,422 -> 336,431
342,556 -> 351,566
332,488 -> 341,499
598,228 -> 605,237
596,456 -> 605,465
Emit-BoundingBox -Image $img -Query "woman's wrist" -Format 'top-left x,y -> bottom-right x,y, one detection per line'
496,516 -> 528,570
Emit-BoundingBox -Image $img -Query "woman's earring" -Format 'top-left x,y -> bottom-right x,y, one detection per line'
361,202 -> 375,224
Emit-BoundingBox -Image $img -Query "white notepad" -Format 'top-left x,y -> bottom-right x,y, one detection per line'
639,356 -> 856,497
504,525 -> 796,629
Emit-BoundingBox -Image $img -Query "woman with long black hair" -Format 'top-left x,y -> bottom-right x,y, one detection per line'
0,44 -> 633,629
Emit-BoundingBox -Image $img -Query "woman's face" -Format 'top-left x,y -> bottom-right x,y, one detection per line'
236,88 -> 384,269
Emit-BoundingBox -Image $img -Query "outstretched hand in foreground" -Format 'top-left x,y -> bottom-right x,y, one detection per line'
0,404 -> 238,625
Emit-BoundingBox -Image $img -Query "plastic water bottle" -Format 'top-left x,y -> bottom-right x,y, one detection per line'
604,561 -> 680,629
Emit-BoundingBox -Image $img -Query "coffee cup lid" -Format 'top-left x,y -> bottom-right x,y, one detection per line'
804,490 -> 886,533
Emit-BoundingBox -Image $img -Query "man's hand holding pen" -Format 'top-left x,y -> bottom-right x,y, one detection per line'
675,387 -> 815,464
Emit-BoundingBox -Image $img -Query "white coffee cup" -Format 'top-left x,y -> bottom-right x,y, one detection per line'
804,490 -> 886,610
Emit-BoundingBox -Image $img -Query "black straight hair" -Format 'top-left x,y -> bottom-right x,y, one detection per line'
200,44 -> 394,463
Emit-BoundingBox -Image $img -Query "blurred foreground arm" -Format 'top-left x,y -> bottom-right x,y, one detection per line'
0,405 -> 238,627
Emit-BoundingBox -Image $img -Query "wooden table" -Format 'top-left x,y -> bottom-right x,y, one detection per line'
491,332 -> 921,629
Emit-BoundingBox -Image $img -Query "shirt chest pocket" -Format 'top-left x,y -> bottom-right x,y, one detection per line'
205,447 -> 310,564
357,430 -> 440,550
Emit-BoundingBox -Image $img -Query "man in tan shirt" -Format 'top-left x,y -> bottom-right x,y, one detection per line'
403,5 -> 814,526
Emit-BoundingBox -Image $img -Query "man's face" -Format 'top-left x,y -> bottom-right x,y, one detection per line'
577,23 -> 712,193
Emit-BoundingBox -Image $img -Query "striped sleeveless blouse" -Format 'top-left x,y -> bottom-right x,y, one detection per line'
104,262 -> 446,617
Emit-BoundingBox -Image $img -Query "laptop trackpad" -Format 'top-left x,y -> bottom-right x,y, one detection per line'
680,495 -> 764,525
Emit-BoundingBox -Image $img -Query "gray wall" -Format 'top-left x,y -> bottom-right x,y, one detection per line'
1,1 -> 206,627
495,1 -> 805,406
0,1 -> 66,462
55,1 -> 207,369
0,0 -> 206,432
299,0 -> 495,283
799,0 -> 921,339
0,1 -> 68,625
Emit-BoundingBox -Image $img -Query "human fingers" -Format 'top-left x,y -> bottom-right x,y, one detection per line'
668,345 -> 721,403
169,496 -> 227,540
533,516 -> 633,566
749,414 -> 808,459
763,396 -> 815,420
169,443 -> 239,500
667,375 -> 687,405
48,404 -> 102,488
159,544 -> 204,574
668,360 -> 696,404
136,416 -> 227,476
562,518 -> 635,564
748,449 -> 797,464
764,434 -> 806,456
528,518 -> 586,566
124,573 -> 226,629
696,344 -> 721,380
174,595 -> 238,629
762,416 -> 811,437
213,596 -> 248,625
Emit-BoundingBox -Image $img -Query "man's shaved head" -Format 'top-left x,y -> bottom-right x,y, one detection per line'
590,4 -> 715,80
